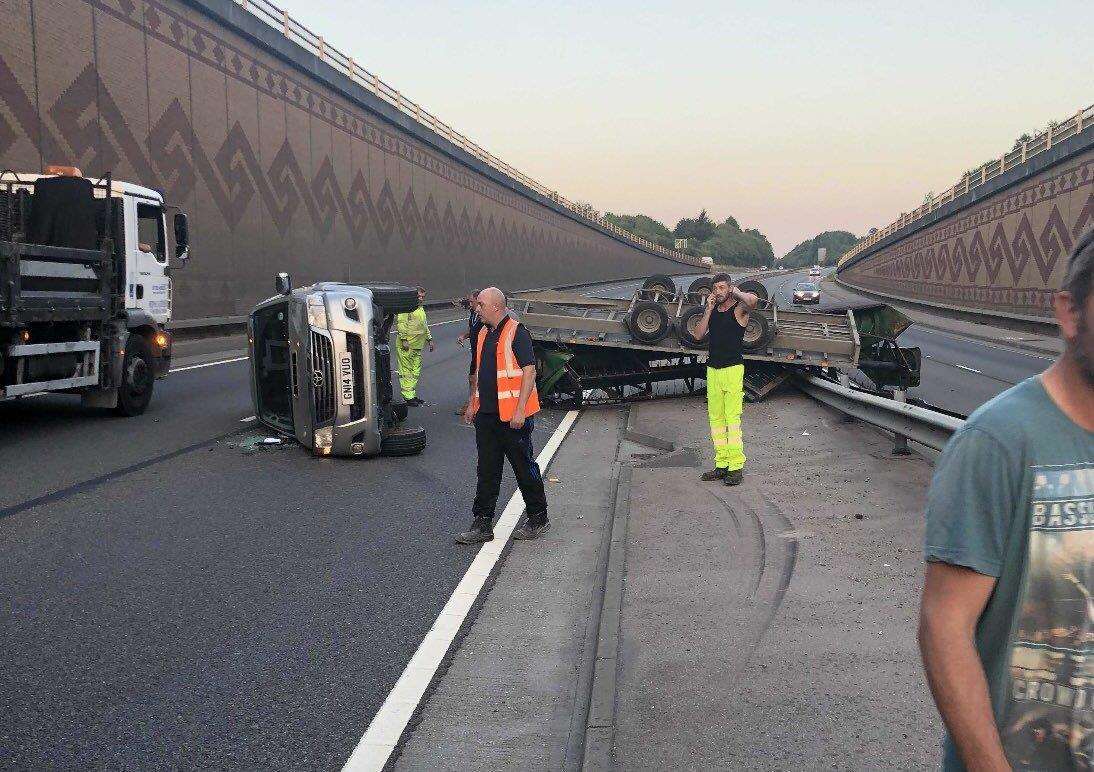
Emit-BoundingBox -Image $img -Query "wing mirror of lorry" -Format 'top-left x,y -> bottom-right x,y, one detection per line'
173,212 -> 190,264
276,272 -> 292,296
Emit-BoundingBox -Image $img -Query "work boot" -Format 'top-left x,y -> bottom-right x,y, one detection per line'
701,468 -> 727,481
406,397 -> 424,407
724,469 -> 744,486
455,518 -> 494,544
512,518 -> 550,540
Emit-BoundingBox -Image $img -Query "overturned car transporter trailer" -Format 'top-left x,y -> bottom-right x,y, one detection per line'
512,283 -> 920,407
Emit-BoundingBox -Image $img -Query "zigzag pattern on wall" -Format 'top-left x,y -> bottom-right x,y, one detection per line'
847,160 -> 1093,288
0,56 -> 593,260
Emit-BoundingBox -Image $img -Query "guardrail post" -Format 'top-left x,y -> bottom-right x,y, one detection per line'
1021,140 -> 1028,163
890,388 -> 912,455
281,8 -> 290,36
1047,123 -> 1054,150
1078,109 -> 1085,134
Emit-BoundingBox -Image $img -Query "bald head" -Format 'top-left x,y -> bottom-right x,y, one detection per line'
478,286 -> 507,327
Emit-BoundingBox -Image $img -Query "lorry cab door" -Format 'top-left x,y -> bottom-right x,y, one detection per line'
125,194 -> 171,323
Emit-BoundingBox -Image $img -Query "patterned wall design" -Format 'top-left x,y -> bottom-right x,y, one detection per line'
838,147 -> 1094,321
0,0 -> 682,320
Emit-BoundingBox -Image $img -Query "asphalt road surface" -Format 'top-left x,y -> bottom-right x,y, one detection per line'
0,311 -> 564,770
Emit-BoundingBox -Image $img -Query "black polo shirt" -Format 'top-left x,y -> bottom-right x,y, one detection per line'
474,315 -> 535,414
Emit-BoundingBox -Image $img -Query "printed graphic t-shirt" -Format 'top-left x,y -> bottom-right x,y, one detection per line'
925,376 -> 1094,771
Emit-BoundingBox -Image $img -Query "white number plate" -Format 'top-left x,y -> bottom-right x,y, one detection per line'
338,353 -> 355,405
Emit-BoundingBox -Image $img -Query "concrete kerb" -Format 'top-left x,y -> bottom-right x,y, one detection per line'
578,459 -> 634,772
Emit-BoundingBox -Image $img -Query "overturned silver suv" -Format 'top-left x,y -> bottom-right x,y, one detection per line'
248,274 -> 426,457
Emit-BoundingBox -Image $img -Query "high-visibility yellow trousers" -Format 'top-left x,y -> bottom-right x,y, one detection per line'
707,364 -> 745,471
396,344 -> 423,399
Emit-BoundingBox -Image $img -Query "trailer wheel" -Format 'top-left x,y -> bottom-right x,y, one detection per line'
116,335 -> 155,416
363,283 -> 420,314
737,279 -> 769,303
641,274 -> 676,295
677,306 -> 708,348
742,313 -> 776,353
380,425 -> 427,456
688,277 -> 714,299
626,301 -> 671,344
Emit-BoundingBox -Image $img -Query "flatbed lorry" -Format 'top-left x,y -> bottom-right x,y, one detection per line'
0,167 -> 189,414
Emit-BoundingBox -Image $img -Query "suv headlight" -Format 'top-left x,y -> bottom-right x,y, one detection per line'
307,294 -> 328,327
314,426 -> 333,454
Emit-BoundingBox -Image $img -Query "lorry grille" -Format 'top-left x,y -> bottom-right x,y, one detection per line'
310,331 -> 335,424
345,332 -> 367,422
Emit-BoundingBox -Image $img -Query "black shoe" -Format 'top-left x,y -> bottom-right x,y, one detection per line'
512,520 -> 550,540
455,518 -> 494,544
724,469 -> 744,486
406,397 -> 424,406
701,468 -> 728,481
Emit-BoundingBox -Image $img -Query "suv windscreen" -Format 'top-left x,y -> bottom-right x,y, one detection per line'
252,301 -> 295,432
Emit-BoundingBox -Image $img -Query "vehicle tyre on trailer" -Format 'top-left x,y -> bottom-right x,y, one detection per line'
676,305 -> 709,349
641,274 -> 677,295
687,276 -> 714,299
116,334 -> 155,416
741,312 -> 776,352
380,424 -> 427,456
626,300 -> 671,344
736,279 -> 768,303
363,283 -> 420,314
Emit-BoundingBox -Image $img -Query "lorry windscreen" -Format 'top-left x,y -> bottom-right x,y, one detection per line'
252,302 -> 294,433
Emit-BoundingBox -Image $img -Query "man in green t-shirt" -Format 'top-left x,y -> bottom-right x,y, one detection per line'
919,228 -> 1094,771
396,286 -> 434,406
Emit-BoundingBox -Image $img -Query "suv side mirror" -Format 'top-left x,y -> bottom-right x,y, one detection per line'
173,212 -> 190,263
276,272 -> 292,296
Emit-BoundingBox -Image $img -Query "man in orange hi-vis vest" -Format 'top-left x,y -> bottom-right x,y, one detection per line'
457,287 -> 549,544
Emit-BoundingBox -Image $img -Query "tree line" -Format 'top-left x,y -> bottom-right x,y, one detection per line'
604,209 -> 862,269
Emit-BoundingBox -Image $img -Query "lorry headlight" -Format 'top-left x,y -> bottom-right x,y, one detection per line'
314,426 -> 334,454
343,297 -> 357,311
307,295 -> 328,327
154,331 -> 170,349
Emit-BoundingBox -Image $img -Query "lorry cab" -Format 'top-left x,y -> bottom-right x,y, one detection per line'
10,171 -> 188,326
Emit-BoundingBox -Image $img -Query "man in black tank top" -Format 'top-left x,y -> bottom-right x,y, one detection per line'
693,273 -> 760,485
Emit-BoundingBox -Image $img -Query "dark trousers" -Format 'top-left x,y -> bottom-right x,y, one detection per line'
472,413 -> 548,525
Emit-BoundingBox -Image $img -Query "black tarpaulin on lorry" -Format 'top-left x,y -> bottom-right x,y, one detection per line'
27,176 -> 98,250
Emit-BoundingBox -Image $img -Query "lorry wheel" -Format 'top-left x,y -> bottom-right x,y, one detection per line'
381,425 -> 427,456
688,277 -> 714,299
363,283 -> 420,314
641,274 -> 676,295
737,279 -> 769,303
116,335 -> 155,416
676,306 -> 708,348
742,313 -> 776,352
626,301 -> 670,344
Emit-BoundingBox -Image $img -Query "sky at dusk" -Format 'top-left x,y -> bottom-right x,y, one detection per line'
274,0 -> 1092,256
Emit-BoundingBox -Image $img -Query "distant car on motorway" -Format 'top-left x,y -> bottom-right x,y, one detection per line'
808,266 -> 822,278
792,282 -> 821,304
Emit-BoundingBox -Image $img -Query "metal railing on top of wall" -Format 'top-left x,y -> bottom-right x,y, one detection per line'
839,103 -> 1094,267
231,0 -> 699,267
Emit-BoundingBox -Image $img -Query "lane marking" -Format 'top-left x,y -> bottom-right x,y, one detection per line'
953,363 -> 982,374
341,409 -> 582,772
240,415 -> 257,423
169,356 -> 247,373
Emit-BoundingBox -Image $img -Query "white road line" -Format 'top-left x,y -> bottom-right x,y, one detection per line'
169,356 -> 248,373
240,415 -> 257,423
953,364 -> 982,374
341,409 -> 582,772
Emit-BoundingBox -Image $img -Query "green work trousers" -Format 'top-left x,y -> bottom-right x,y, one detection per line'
397,344 -> 423,400
707,364 -> 745,471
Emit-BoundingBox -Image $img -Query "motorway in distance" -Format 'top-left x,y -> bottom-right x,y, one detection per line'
0,272 -> 1057,769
